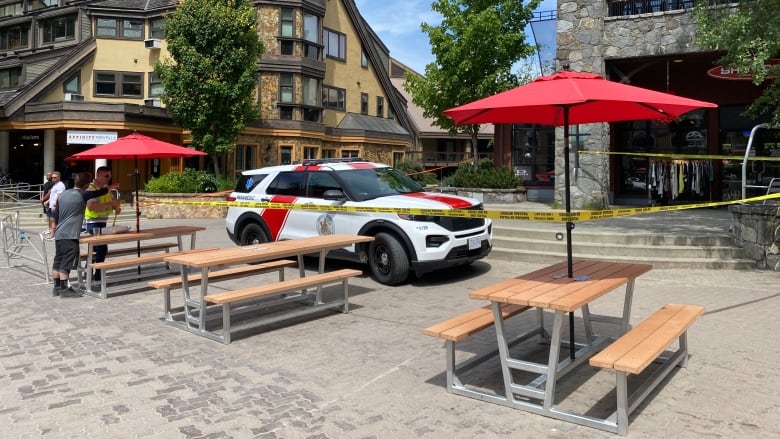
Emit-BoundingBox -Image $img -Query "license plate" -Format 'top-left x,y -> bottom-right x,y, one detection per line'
468,236 -> 481,250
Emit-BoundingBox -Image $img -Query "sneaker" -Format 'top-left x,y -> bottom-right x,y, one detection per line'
45,236 -> 55,241
59,287 -> 84,298
42,230 -> 50,235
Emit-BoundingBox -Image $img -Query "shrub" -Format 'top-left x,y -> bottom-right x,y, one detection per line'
449,159 -> 520,189
395,159 -> 439,186
144,168 -> 220,193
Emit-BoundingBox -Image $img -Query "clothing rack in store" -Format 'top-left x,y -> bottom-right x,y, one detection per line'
647,159 -> 714,205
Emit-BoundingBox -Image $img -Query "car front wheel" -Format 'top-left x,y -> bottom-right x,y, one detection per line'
369,232 -> 409,285
239,223 -> 270,246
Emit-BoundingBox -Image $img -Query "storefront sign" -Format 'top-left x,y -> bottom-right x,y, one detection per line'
707,59 -> 780,80
66,130 -> 117,145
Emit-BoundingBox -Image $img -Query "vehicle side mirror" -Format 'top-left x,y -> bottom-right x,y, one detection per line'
323,189 -> 347,201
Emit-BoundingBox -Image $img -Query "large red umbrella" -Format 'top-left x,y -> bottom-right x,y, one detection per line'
444,70 -> 717,357
66,133 -> 207,233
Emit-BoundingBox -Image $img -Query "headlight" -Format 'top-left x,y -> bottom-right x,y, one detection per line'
398,214 -> 438,222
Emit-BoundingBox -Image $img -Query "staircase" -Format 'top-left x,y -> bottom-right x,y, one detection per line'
487,206 -> 756,270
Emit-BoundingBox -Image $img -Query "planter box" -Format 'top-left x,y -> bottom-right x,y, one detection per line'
729,204 -> 780,270
139,192 -> 227,219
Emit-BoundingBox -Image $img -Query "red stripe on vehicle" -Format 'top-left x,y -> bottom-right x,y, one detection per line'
261,195 -> 297,240
294,165 -> 321,171
346,162 -> 376,169
402,192 -> 473,209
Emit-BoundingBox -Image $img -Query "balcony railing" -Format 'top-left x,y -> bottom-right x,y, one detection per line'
608,0 -> 738,17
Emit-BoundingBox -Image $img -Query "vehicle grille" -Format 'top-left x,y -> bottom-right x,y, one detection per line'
433,205 -> 485,231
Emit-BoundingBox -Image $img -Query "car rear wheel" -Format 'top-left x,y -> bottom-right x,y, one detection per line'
369,232 -> 409,285
239,223 -> 270,245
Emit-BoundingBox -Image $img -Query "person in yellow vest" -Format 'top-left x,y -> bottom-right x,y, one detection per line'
85,166 -> 121,282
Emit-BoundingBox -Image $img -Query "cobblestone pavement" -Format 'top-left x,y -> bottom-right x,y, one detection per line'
1,217 -> 779,438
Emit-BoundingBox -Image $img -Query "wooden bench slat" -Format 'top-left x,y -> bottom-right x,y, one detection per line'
203,268 -> 362,304
148,259 -> 297,289
613,304 -> 704,374
590,303 -> 704,374
423,304 -> 530,342
92,247 -> 218,270
81,242 -> 179,260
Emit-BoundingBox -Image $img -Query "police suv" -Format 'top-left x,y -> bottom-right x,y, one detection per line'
225,159 -> 492,285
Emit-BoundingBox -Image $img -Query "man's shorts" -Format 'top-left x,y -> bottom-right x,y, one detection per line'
52,239 -> 80,272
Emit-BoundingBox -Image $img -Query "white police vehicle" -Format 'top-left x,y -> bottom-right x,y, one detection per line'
225,159 -> 492,285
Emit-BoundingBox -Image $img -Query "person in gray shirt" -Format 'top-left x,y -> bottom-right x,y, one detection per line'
50,172 -> 119,298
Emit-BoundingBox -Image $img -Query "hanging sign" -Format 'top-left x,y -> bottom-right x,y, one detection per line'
66,130 -> 118,145
707,59 -> 780,80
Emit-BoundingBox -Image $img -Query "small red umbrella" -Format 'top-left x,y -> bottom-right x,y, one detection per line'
67,133 -> 207,233
444,70 -> 717,359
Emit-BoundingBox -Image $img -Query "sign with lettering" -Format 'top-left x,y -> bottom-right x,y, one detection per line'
707,59 -> 780,81
66,130 -> 118,145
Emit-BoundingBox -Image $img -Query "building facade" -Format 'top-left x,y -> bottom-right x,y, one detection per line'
495,1 -> 777,207
0,0 -> 412,193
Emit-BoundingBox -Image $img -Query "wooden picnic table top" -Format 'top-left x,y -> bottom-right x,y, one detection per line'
163,234 -> 375,269
79,225 -> 206,245
470,259 -> 652,312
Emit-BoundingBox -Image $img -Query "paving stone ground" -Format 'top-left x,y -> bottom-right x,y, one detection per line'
1,216 -> 778,438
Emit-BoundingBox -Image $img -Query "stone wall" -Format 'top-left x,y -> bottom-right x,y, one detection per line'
435,187 -> 527,203
729,204 -> 780,270
139,193 -> 228,219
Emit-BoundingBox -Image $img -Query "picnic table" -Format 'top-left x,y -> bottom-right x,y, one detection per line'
160,234 -> 375,343
426,259 -> 704,435
79,225 -> 205,298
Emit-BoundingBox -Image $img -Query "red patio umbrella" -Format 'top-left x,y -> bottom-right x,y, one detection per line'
66,133 -> 207,233
444,70 -> 717,358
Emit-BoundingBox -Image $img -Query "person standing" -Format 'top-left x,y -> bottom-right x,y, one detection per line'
84,166 -> 121,282
51,172 -> 118,297
46,171 -> 66,238
40,172 -> 54,225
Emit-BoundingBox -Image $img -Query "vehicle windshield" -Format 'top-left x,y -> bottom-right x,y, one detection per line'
336,167 -> 424,201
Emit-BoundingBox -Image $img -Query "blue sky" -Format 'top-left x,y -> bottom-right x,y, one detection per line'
354,0 -> 558,75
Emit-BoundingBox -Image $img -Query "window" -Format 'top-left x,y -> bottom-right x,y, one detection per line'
393,152 -> 404,167
30,0 -> 57,10
149,72 -> 163,96
322,86 -> 345,110
388,103 -> 395,120
279,106 -> 293,120
281,8 -> 294,37
267,171 -> 302,195
306,171 -> 341,198
0,67 -> 21,88
235,144 -> 256,174
361,48 -> 368,68
0,24 -> 28,50
303,13 -> 319,60
149,18 -> 165,39
95,71 -> 143,97
302,77 -> 319,107
360,93 -> 368,115
279,74 -> 293,103
322,149 -> 336,159
323,28 -> 346,60
341,149 -> 359,158
63,73 -> 79,93
0,3 -> 22,17
42,14 -> 76,43
303,146 -> 318,160
96,17 -> 143,39
376,96 -> 384,118
280,146 -> 293,165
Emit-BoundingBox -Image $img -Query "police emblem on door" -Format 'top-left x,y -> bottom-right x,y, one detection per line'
317,214 -> 334,235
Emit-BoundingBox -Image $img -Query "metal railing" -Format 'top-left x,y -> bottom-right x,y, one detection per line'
0,182 -> 44,203
0,210 -> 50,283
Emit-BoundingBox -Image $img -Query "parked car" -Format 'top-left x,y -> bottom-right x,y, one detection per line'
225,159 -> 492,285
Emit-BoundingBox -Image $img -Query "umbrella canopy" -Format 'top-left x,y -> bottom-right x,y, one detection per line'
444,70 -> 717,360
443,71 -> 718,126
66,133 -> 206,233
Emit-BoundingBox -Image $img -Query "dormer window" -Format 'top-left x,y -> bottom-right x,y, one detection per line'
41,15 -> 76,44
0,24 -> 29,50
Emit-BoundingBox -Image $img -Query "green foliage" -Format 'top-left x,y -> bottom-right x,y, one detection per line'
404,0 -> 539,139
693,0 -> 780,124
449,159 -> 520,189
216,175 -> 237,192
155,0 -> 264,175
395,159 -> 439,186
144,168 -> 219,193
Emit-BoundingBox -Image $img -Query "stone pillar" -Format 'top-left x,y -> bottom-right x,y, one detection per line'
0,130 -> 9,174
43,129 -> 55,176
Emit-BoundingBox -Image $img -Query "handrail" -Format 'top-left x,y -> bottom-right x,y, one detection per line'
741,123 -> 775,200
0,210 -> 51,283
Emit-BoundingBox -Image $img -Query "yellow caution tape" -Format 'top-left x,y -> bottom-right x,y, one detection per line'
153,192 -> 780,223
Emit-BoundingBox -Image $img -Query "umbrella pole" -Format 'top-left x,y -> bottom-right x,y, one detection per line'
134,157 -> 141,275
563,108 -> 576,360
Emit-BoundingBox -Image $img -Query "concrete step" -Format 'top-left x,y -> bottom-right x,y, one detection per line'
490,225 -> 755,270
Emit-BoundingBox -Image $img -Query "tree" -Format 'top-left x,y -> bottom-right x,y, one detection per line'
693,0 -> 780,124
155,0 -> 264,178
404,0 -> 539,158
